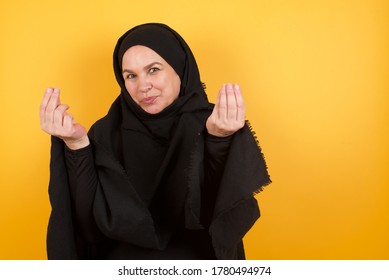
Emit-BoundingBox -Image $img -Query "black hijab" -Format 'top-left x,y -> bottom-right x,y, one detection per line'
115,23 -> 210,140
47,23 -> 271,260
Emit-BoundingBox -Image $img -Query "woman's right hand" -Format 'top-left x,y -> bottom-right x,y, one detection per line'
40,87 -> 89,150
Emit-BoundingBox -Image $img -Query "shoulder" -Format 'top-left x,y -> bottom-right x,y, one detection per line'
88,96 -> 122,141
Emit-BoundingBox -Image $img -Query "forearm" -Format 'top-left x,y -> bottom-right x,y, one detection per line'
201,133 -> 233,226
64,143 -> 103,242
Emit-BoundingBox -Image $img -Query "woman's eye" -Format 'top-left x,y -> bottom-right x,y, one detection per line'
126,73 -> 136,79
149,67 -> 160,73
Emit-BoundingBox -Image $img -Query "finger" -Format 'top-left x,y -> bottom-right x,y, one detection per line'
53,104 -> 70,129
234,84 -> 246,122
40,88 -> 53,126
226,83 -> 237,121
235,85 -> 246,123
48,88 -> 61,109
62,112 -> 74,132
44,88 -> 61,125
212,85 -> 221,115
218,84 -> 227,120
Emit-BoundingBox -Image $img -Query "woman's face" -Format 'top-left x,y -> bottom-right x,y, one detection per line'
122,45 -> 181,114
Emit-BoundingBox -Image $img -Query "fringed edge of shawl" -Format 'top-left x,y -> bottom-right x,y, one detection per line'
245,120 -> 272,195
209,121 -> 272,259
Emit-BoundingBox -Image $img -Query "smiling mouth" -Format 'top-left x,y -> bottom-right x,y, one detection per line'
142,96 -> 158,105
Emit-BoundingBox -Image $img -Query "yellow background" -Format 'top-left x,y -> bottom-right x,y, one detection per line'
0,0 -> 388,259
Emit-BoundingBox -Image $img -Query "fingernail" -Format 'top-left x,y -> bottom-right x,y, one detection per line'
235,84 -> 240,90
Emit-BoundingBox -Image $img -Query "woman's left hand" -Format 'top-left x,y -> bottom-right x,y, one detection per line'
206,83 -> 246,137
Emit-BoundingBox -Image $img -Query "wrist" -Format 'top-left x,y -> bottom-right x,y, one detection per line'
64,135 -> 90,150
206,128 -> 234,138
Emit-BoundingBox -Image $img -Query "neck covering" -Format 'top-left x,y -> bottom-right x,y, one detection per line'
46,23 -> 271,260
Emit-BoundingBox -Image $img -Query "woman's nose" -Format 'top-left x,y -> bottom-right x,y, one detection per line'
138,76 -> 153,93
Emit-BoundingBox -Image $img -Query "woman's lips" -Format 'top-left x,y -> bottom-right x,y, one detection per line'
142,96 -> 158,105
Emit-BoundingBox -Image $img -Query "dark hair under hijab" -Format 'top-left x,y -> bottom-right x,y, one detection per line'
46,23 -> 271,260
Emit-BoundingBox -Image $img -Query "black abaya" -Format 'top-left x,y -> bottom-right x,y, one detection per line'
63,133 -> 233,259
46,23 -> 271,260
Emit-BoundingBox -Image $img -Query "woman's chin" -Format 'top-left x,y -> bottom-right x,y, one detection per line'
143,105 -> 162,114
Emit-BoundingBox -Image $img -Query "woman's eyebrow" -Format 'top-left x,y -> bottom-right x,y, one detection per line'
122,62 -> 163,74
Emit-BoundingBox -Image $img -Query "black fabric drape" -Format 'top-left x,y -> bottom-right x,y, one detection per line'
47,121 -> 270,259
46,23 -> 271,260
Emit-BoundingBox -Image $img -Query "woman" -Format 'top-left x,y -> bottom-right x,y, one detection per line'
40,23 -> 270,260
